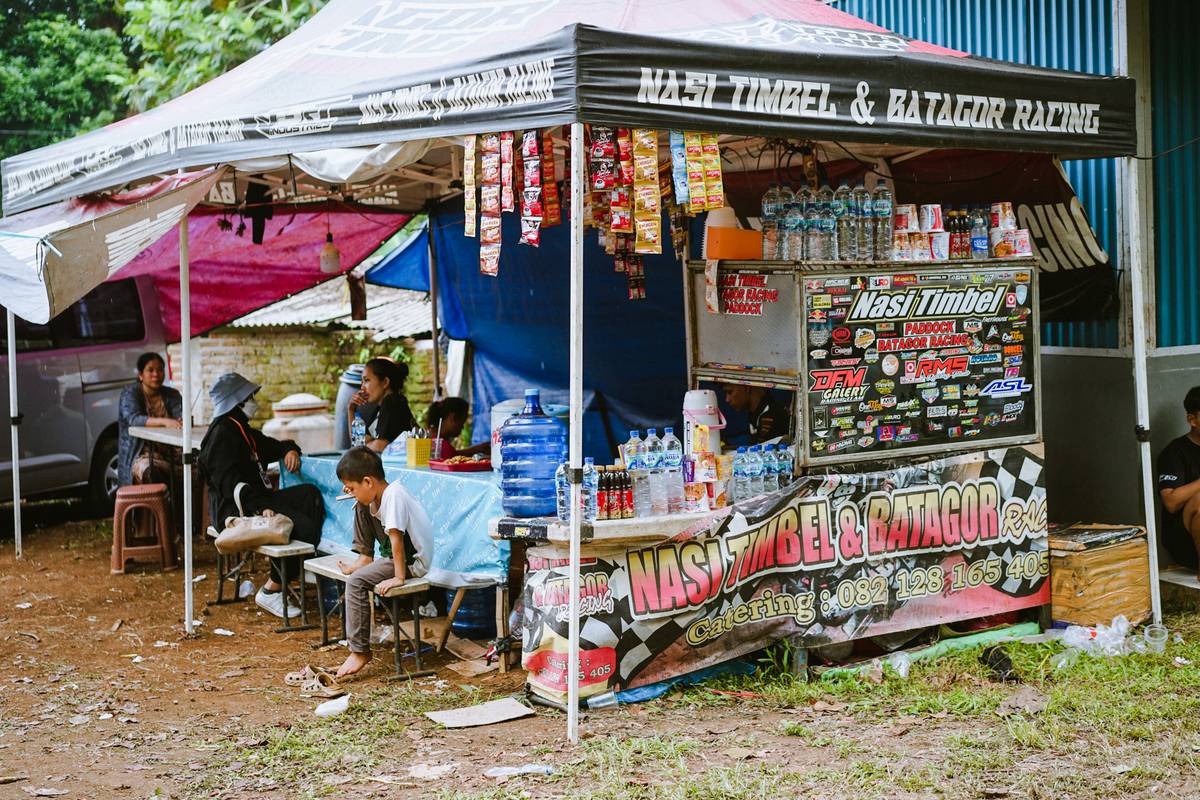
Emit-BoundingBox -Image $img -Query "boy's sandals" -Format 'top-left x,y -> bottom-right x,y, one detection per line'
300,671 -> 345,699
285,664 -> 335,687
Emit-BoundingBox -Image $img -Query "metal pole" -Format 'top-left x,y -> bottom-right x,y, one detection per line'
566,122 -> 585,744
427,216 -> 443,401
1114,0 -> 1160,623
180,219 -> 195,634
7,310 -> 20,559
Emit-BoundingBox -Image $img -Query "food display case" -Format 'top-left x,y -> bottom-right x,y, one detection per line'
686,259 -> 1041,466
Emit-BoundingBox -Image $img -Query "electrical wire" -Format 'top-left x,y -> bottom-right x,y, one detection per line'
1133,134 -> 1200,161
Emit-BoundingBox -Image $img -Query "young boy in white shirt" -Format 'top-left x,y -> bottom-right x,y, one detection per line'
333,446 -> 433,679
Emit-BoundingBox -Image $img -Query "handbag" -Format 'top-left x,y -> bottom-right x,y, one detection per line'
214,482 -> 293,555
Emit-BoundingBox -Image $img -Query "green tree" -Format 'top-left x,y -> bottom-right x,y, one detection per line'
0,16 -> 133,165
120,0 -> 327,114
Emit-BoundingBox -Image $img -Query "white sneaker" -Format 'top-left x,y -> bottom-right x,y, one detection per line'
255,587 -> 301,619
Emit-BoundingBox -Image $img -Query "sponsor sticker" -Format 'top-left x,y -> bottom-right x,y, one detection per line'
981,378 -> 1034,398
831,327 -> 852,343
941,384 -> 961,400
926,405 -> 948,418
1004,355 -> 1023,367
858,435 -> 875,448
881,395 -> 897,407
812,294 -> 832,309
809,328 -> 831,347
1004,367 -> 1020,377
868,275 -> 891,289
921,387 -> 940,403
809,310 -> 827,323
882,354 -> 899,376
1003,401 -> 1025,414
863,348 -> 880,364
831,358 -> 861,367
877,426 -> 895,442
855,328 -> 876,348
963,318 -> 983,333
810,349 -> 828,360
875,379 -> 895,393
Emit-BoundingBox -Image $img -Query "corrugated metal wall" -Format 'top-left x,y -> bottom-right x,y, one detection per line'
836,0 -> 1120,348
1150,1 -> 1200,347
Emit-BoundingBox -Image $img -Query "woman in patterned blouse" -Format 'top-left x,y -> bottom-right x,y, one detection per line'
117,352 -> 183,488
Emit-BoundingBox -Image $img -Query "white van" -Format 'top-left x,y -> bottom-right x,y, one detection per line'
0,275 -> 167,511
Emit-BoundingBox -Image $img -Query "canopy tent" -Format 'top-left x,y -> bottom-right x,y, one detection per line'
2,0 -> 1145,744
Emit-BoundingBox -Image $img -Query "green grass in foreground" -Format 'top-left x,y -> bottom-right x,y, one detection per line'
183,604 -> 1200,800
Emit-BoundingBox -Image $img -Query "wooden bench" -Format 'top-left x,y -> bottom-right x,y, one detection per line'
205,527 -> 317,634
303,554 -> 434,682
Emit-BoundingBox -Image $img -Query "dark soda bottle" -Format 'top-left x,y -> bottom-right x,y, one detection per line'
621,469 -> 635,519
596,468 -> 609,521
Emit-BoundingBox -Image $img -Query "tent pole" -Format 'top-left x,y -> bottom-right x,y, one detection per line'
567,122 -> 585,744
180,218 -> 195,635
7,310 -> 20,559
427,215 -> 443,401
1114,0 -> 1160,624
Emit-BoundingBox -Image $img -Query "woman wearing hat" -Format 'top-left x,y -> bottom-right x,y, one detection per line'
198,372 -> 325,619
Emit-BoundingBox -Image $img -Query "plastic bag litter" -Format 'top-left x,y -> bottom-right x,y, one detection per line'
314,695 -> 350,717
1061,615 -> 1132,657
485,764 -> 554,777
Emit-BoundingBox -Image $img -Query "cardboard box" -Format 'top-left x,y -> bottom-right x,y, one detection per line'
704,226 -> 762,260
1050,525 -> 1151,626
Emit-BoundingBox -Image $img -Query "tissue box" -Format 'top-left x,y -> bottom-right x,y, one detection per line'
705,226 -> 762,260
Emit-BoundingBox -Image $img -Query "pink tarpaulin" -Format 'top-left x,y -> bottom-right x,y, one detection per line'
111,201 -> 410,341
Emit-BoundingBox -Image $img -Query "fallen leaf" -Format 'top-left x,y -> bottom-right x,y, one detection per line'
110,620 -> 123,632
68,716 -> 88,727
865,661 -> 884,685
810,701 -> 846,712
220,670 -> 244,679
16,632 -> 40,643
1109,764 -> 1134,774
996,685 -> 1047,716
722,747 -> 755,760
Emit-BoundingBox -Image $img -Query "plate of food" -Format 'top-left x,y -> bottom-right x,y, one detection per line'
428,455 -> 494,472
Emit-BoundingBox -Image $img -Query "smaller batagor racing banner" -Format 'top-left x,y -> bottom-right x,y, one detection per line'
522,444 -> 1047,700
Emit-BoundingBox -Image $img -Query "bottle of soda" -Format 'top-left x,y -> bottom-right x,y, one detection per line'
620,468 -> 634,519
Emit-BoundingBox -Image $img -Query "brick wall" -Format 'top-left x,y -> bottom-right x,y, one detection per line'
169,327 -> 437,428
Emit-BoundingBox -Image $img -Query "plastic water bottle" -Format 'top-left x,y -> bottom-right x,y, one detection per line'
761,444 -> 779,493
555,461 -> 570,521
803,202 -> 821,261
817,180 -> 834,208
852,179 -> 873,261
777,445 -> 794,487
817,202 -> 836,261
746,445 -> 765,497
778,182 -> 797,210
872,179 -> 893,262
350,413 -> 366,447
833,180 -> 855,262
780,204 -> 802,260
644,428 -> 668,516
731,447 -> 748,503
797,182 -> 814,211
760,183 -> 779,260
970,205 -> 990,258
582,458 -> 599,521
499,389 -> 568,517
662,428 -> 686,513
623,431 -> 651,517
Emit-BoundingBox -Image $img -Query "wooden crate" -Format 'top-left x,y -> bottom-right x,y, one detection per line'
1050,527 -> 1151,626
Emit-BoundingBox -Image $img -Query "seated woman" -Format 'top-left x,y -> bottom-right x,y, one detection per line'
117,352 -> 183,490
198,372 -> 325,619
346,358 -> 414,453
425,397 -> 490,458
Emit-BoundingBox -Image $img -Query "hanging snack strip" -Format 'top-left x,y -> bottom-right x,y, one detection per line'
684,133 -> 706,214
632,128 -> 661,256
479,133 -> 502,275
541,130 -> 561,226
464,135 -> 478,237
701,132 -> 725,211
668,131 -> 689,208
590,126 -> 615,240
500,131 -> 515,213
519,130 -> 543,247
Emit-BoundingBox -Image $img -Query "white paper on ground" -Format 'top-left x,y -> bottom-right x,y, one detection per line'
425,697 -> 534,729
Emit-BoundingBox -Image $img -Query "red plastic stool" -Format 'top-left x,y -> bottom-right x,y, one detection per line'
111,484 -> 179,574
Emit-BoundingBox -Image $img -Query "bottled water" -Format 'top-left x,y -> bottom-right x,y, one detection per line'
797,183 -> 815,212
970,205 -> 989,258
778,182 -> 797,210
499,389 -> 569,517
732,446 -> 749,503
851,179 -> 873,261
582,457 -> 599,521
555,461 -> 570,521
746,445 -> 765,497
761,444 -> 779,493
623,430 -> 651,517
816,202 -> 836,261
781,203 -> 803,261
350,413 -> 366,447
662,428 -> 686,514
803,202 -> 821,261
776,445 -> 794,487
643,428 -> 668,516
760,183 -> 779,260
817,181 -> 834,208
833,180 -> 856,262
871,179 -> 893,262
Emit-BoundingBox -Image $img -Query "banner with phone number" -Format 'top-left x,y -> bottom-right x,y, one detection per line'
522,443 -> 1047,700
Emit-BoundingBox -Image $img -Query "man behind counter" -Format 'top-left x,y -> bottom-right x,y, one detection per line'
723,384 -> 790,445
1157,386 -> 1200,574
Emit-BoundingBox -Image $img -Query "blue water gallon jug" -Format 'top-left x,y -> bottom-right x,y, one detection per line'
499,389 -> 567,517
445,588 -> 496,640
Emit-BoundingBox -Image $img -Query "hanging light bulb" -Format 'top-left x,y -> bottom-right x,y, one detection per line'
319,196 -> 341,273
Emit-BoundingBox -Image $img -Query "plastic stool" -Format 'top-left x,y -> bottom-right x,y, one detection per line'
111,484 -> 178,574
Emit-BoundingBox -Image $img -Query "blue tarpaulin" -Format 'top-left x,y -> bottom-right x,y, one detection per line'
367,199 -> 696,459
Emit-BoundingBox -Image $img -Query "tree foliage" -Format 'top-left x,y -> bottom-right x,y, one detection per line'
120,0 -> 327,114
0,15 -> 132,165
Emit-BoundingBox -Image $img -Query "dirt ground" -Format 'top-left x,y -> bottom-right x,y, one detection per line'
1,502 -> 1198,800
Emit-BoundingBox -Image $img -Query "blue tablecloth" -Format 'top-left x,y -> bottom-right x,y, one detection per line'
280,454 -> 509,588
